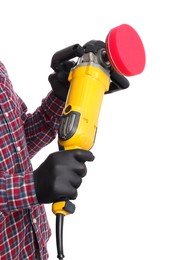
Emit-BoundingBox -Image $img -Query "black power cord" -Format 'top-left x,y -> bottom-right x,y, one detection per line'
56,214 -> 65,260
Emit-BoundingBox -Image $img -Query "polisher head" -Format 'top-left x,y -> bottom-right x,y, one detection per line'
106,24 -> 146,76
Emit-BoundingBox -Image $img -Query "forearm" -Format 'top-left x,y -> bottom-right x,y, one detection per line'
23,91 -> 65,158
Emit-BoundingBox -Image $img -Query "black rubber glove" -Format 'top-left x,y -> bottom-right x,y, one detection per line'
48,61 -> 75,101
33,149 -> 94,204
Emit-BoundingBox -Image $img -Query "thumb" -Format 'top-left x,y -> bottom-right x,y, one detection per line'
74,149 -> 95,162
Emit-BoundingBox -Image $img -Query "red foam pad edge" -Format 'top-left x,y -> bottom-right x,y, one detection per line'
106,24 -> 146,76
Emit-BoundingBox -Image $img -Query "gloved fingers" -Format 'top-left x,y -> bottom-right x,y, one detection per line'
62,186 -> 78,201
48,60 -> 75,82
48,73 -> 58,85
56,60 -> 75,81
53,182 -> 78,202
48,72 -> 69,84
74,149 -> 95,163
54,193 -> 78,202
71,190 -> 78,200
71,175 -> 83,189
63,60 -> 76,72
75,163 -> 87,178
56,70 -> 70,82
56,60 -> 75,73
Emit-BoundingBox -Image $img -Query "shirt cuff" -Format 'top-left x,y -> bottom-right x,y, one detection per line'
42,91 -> 65,117
6,171 -> 39,211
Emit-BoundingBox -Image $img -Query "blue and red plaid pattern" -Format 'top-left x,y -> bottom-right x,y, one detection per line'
0,61 -> 65,259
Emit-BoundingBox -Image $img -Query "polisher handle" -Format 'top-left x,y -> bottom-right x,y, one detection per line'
51,44 -> 84,72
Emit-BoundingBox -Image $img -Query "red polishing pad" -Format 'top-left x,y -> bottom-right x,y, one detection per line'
106,24 -> 146,76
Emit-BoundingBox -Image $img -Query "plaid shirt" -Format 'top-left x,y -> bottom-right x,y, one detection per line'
0,61 -> 65,259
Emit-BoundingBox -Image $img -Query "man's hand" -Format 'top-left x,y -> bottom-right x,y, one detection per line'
48,61 -> 75,101
33,149 -> 94,204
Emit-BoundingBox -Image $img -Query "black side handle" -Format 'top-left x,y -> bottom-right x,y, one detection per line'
105,69 -> 130,94
51,44 -> 84,72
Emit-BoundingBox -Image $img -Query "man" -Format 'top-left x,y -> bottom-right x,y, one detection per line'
0,60 -> 94,259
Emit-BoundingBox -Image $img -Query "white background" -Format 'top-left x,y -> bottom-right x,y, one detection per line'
0,1 -> 174,259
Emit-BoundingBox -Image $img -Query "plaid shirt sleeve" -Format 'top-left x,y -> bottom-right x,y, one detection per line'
20,90 -> 65,158
1,171 -> 39,211
0,61 -> 65,211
